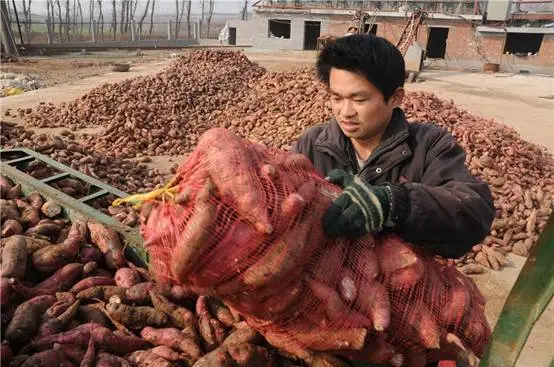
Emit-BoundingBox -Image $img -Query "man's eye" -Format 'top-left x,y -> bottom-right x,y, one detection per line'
331,96 -> 342,101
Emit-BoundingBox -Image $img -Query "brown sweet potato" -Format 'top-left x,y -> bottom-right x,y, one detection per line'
114,267 -> 141,288
6,184 -> 22,200
41,200 -> 63,218
149,291 -> 196,329
27,192 -> 45,210
5,294 -> 56,343
127,350 -> 174,367
87,221 -> 126,269
0,341 -> 12,366
36,300 -> 81,338
227,343 -> 272,366
31,221 -> 87,273
25,220 -> 63,240
36,262 -> 84,292
222,322 -> 261,347
354,278 -> 390,331
18,235 -> 54,254
150,345 -> 191,363
76,286 -> 128,303
0,175 -> 14,199
70,276 -> 115,293
16,199 -> 40,227
170,179 -> 216,283
207,297 -> 236,328
82,261 -> 97,275
95,352 -> 132,367
140,327 -> 202,360
377,237 -> 425,289
80,336 -> 96,367
1,276 -> 13,306
126,282 -> 171,304
293,328 -> 368,351
192,347 -> 232,367
0,199 -> 19,222
105,302 -> 168,330
1,235 -> 27,279
2,219 -> 23,237
197,296 -> 227,351
19,348 -> 72,367
77,246 -> 103,263
32,322 -> 148,355
76,305 -> 111,328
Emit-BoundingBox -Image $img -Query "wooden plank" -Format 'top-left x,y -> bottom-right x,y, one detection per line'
80,189 -> 109,203
41,172 -> 70,184
480,214 -> 554,366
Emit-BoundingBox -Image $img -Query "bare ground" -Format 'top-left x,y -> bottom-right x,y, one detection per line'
1,49 -> 553,366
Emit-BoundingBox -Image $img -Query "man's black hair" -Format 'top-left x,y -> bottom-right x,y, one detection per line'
316,34 -> 406,101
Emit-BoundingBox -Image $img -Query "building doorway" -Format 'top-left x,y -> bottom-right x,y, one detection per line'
426,27 -> 449,59
228,27 -> 236,45
304,21 -> 321,50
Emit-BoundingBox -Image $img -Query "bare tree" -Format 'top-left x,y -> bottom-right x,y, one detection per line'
55,0 -> 63,41
72,0 -> 77,34
46,0 -> 53,35
137,0 -> 150,37
97,0 -> 104,39
206,0 -> 215,39
241,0 -> 247,20
148,0 -> 155,36
77,0 -> 83,34
175,0 -> 188,39
199,0 -> 205,38
64,0 -> 70,41
111,0 -> 116,39
89,0 -> 95,34
120,0 -> 127,34
185,0 -> 191,38
21,0 -> 32,39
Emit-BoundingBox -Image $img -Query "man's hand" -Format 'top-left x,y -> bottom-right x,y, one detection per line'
323,169 -> 392,238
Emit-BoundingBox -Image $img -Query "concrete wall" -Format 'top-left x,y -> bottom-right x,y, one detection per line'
233,10 -> 554,74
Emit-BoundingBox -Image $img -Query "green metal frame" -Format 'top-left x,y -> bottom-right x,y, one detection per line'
0,148 -> 148,267
479,214 -> 554,367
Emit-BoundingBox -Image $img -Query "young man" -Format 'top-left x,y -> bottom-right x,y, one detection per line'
292,34 -> 495,259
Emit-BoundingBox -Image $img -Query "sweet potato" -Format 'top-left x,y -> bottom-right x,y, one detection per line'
197,295 -> 227,351
105,302 -> 168,330
293,328 -> 368,351
77,246 -> 102,263
354,278 -> 390,331
192,347 -> 232,367
76,305 -> 111,328
149,291 -> 196,329
1,276 -> 13,306
5,294 -> 56,343
1,235 -> 27,279
169,284 -> 195,301
19,348 -> 72,367
126,282 -> 171,304
6,184 -> 22,200
441,272 -> 471,327
222,322 -> 261,347
377,236 -> 425,289
140,327 -> 202,360
150,345 -> 191,362
32,322 -> 148,355
227,343 -> 272,366
36,300 -> 81,338
127,261 -> 153,282
16,199 -> 40,227
27,192 -> 44,210
18,235 -> 54,254
25,220 -> 63,240
95,352 -> 132,367
87,221 -> 126,269
0,175 -> 14,198
76,286 -> 128,303
70,276 -> 115,293
81,261 -> 97,275
306,278 -> 372,327
207,297 -> 236,327
80,336 -> 96,367
55,344 -> 86,364
339,268 -> 358,303
41,200 -> 63,218
2,219 -> 23,236
308,353 -> 351,367
0,199 -> 19,222
31,221 -> 87,273
127,350 -> 174,367
114,267 -> 141,288
37,262 -> 84,291
353,246 -> 379,280
170,179 -> 216,283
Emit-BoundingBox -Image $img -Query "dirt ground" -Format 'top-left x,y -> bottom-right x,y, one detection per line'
1,49 -> 553,366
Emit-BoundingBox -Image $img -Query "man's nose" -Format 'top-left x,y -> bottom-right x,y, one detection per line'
341,100 -> 356,118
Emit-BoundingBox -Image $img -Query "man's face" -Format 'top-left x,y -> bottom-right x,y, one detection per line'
328,68 -> 404,141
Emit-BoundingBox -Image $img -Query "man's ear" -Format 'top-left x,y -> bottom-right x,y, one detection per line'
390,87 -> 405,107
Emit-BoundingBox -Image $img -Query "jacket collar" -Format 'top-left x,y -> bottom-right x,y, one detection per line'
314,107 -> 411,169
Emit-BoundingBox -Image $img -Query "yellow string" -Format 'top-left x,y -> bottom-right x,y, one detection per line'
112,185 -> 179,209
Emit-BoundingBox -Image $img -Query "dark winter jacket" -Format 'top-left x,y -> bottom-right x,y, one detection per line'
291,108 -> 495,258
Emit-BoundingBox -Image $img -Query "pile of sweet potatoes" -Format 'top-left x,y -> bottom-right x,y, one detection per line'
139,128 -> 491,366
0,176 -> 311,367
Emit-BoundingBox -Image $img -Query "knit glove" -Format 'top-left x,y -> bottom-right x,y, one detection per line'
323,169 -> 392,238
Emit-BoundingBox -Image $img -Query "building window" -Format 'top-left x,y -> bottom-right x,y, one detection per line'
269,19 -> 291,39
504,33 -> 543,55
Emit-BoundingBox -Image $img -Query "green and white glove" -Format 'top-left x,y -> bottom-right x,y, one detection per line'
323,169 -> 392,238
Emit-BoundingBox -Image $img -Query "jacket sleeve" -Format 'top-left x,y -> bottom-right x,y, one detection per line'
391,131 -> 496,258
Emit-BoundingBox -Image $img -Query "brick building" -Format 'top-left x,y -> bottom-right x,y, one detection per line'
228,0 -> 554,74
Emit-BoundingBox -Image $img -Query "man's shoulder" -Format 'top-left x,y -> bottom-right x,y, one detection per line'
291,122 -> 330,153
407,121 -> 455,148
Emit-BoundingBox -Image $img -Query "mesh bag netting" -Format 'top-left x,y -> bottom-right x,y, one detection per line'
123,128 -> 490,366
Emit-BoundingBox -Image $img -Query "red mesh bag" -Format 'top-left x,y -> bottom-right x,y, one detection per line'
133,128 -> 490,365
